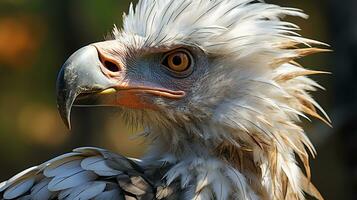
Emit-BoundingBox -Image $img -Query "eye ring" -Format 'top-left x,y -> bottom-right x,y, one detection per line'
161,49 -> 193,77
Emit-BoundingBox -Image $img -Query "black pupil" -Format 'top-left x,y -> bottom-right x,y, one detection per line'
172,55 -> 182,66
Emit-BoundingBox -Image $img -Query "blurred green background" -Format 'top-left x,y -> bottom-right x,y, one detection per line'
0,0 -> 355,199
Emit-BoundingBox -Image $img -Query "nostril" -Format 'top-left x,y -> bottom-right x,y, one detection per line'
97,51 -> 122,72
95,47 -> 122,73
103,60 -> 120,72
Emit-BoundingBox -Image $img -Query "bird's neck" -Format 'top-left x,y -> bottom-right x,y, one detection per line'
144,124 -> 250,168
141,117 -> 315,199
143,125 -> 267,199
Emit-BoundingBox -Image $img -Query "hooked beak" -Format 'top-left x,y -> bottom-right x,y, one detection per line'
56,45 -> 114,129
56,42 -> 185,129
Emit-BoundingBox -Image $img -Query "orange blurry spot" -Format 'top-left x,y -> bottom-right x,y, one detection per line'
0,16 -> 44,68
17,104 -> 68,146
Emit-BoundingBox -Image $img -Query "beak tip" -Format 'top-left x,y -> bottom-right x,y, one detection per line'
64,116 -> 72,130
57,104 -> 72,130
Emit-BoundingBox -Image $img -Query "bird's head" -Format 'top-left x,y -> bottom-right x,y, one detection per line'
57,0 -> 329,149
57,40 -> 209,128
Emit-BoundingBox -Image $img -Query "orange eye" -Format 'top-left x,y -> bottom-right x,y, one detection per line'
162,50 -> 191,72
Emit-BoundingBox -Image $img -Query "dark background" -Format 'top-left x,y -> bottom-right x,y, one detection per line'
0,1 -> 355,199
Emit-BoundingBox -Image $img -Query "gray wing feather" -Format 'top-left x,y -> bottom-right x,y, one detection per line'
48,170 -> 98,191
59,181 -> 106,200
44,159 -> 83,177
0,166 -> 38,193
0,147 -> 179,200
30,178 -> 52,200
3,178 -> 35,199
81,156 -> 122,176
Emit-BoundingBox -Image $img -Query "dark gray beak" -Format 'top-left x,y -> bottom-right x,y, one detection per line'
56,46 -> 114,129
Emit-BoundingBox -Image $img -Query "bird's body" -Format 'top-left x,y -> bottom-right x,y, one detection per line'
0,0 -> 329,199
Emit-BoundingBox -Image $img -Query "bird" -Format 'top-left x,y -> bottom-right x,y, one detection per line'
0,0 -> 331,199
